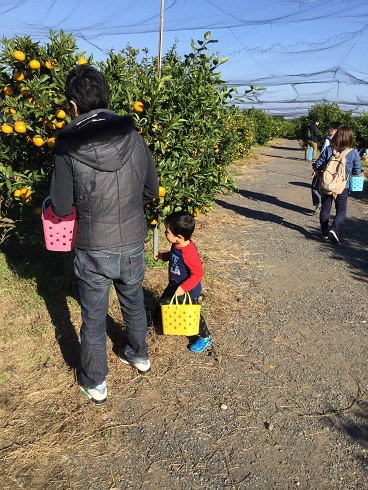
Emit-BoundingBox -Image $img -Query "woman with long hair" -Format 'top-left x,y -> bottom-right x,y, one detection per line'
312,126 -> 363,243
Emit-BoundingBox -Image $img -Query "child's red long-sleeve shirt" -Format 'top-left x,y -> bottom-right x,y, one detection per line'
161,240 -> 203,297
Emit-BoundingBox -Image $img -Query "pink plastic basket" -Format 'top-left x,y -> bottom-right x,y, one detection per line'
42,197 -> 77,252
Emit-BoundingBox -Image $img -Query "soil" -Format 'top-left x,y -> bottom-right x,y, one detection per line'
1,139 -> 368,489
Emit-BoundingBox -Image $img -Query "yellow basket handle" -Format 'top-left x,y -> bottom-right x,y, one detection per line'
169,292 -> 192,306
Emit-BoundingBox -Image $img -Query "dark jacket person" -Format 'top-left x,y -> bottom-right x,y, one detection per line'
50,65 -> 159,405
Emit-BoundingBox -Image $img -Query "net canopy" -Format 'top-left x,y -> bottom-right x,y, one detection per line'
0,0 -> 367,118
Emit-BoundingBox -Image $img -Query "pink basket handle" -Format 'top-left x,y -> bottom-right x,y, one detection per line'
42,196 -> 51,216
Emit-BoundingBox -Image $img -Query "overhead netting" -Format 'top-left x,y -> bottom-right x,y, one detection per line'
1,0 -> 367,118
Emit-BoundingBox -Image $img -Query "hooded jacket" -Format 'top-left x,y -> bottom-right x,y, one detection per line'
50,109 -> 159,250
308,122 -> 319,143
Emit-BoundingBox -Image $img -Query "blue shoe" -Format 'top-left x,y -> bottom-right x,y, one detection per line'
189,336 -> 212,353
79,380 -> 107,406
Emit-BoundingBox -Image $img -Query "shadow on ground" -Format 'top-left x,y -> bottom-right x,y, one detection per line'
289,181 -> 312,189
261,152 -> 304,162
328,399 -> 368,447
328,215 -> 368,283
217,190 -> 368,281
1,221 -> 81,369
1,222 -> 161,370
216,196 -> 317,241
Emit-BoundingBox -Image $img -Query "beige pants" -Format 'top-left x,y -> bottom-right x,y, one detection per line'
305,141 -> 318,161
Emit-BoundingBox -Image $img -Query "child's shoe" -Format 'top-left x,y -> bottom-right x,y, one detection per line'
79,380 -> 107,406
189,336 -> 212,353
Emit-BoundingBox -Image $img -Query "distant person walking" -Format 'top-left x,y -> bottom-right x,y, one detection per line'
312,125 -> 363,243
305,119 -> 320,161
311,121 -> 341,214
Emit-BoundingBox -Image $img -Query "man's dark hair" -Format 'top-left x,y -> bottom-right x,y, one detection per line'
329,121 -> 341,130
164,211 -> 195,241
65,65 -> 110,115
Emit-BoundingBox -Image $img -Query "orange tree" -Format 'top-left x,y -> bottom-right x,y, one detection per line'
1,29 -> 283,227
98,32 -> 262,223
0,30 -> 91,219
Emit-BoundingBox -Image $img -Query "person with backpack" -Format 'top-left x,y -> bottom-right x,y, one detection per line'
312,125 -> 363,243
311,121 -> 341,214
305,119 -> 320,161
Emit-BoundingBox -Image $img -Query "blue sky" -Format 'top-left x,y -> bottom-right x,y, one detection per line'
1,0 -> 367,118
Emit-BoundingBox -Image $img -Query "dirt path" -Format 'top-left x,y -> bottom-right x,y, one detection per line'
198,139 -> 368,489
2,139 -> 368,490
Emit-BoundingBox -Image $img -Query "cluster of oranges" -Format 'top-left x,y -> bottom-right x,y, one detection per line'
1,107 -> 65,148
1,49 -> 69,147
13,187 -> 32,202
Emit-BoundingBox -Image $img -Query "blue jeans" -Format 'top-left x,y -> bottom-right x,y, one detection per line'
320,188 -> 348,236
74,242 -> 148,388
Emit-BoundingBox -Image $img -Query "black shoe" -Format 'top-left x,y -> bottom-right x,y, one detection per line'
329,230 -> 339,244
321,234 -> 329,241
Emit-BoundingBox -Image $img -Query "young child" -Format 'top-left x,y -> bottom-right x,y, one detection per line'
154,211 -> 212,353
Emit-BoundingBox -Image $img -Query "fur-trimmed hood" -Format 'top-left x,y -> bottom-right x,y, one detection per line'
54,109 -> 137,172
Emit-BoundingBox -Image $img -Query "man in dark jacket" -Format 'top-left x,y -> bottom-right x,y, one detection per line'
50,65 -> 159,405
305,119 -> 320,161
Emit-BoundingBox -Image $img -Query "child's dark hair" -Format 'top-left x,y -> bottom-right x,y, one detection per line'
329,121 -> 341,130
164,211 -> 195,241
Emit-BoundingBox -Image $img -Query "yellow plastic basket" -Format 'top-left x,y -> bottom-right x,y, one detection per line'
161,293 -> 200,336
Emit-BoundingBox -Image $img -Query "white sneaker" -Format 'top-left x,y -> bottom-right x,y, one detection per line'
79,380 -> 107,405
118,348 -> 151,375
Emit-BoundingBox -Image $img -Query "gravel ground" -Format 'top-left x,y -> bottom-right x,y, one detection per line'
205,139 -> 368,489
3,139 -> 367,490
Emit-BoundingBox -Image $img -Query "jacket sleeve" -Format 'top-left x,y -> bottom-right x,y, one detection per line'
313,146 -> 331,171
351,149 -> 363,175
142,142 -> 159,205
320,138 -> 330,154
161,251 -> 170,261
50,154 -> 74,217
